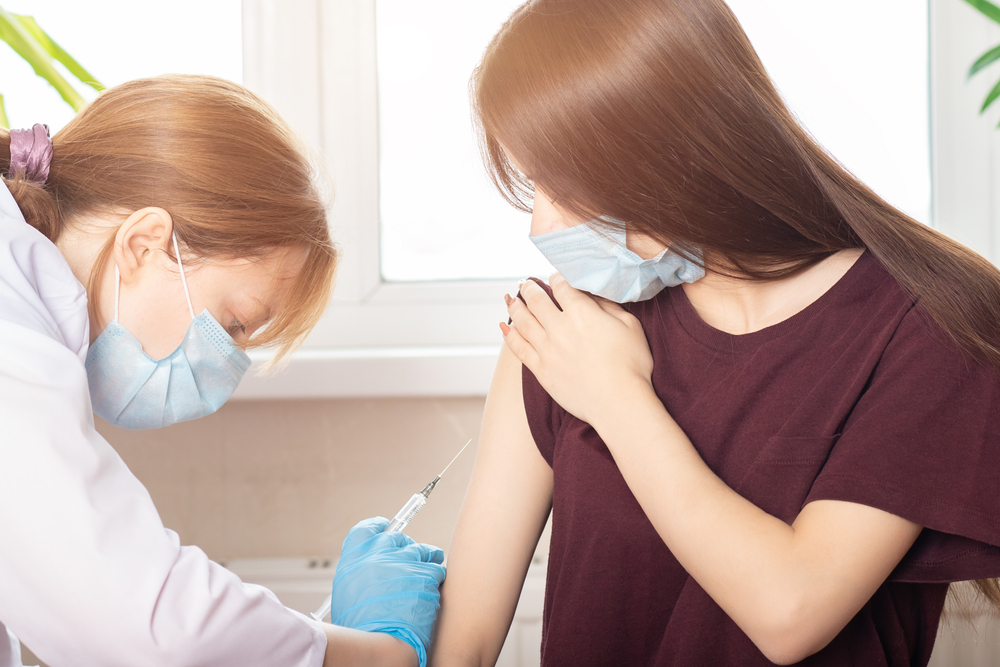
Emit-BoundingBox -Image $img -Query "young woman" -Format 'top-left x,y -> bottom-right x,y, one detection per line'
433,1 -> 1000,665
0,76 -> 443,667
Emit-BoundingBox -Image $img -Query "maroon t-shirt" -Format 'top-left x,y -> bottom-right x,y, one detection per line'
521,251 -> 1000,666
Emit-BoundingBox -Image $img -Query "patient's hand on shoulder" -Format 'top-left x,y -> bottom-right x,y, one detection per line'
503,274 -> 654,427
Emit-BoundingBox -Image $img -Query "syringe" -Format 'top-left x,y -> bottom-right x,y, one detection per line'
310,438 -> 473,622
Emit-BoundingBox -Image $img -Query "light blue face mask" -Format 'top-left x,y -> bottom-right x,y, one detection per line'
85,234 -> 252,430
530,221 -> 705,303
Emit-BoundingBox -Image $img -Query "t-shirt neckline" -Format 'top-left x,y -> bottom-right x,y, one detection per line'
667,250 -> 876,353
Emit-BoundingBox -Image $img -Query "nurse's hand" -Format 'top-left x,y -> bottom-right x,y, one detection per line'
503,274 -> 655,427
330,517 -> 446,667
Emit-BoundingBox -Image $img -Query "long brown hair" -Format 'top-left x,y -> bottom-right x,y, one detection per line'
472,0 -> 1000,606
1,74 -> 336,362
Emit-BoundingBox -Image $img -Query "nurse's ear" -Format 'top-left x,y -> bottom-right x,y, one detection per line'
114,207 -> 174,284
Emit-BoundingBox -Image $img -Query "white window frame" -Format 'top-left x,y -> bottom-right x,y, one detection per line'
236,0 -> 510,399
234,0 -> 981,400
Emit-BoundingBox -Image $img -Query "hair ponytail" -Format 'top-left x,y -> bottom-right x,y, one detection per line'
1,128 -> 61,240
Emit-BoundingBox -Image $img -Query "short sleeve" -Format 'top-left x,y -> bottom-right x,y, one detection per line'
517,279 -> 564,468
805,306 -> 1000,582
522,366 -> 561,467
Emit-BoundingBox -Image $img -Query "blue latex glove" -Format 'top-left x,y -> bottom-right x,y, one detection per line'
330,517 -> 446,667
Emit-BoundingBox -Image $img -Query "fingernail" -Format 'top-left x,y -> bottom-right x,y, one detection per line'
499,322 -> 511,336
504,293 -> 513,307
518,278 -> 527,288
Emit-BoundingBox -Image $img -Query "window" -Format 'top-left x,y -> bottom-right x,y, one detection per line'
375,0 -> 930,287
5,1 -> 944,398
376,0 -> 552,282
728,0 -> 930,225
258,0 -> 931,399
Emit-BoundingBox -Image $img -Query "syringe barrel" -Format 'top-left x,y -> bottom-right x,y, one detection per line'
386,493 -> 427,533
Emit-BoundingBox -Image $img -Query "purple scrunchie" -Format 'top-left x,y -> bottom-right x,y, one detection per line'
7,124 -> 53,185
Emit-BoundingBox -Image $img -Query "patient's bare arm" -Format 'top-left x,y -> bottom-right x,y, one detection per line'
431,346 -> 554,667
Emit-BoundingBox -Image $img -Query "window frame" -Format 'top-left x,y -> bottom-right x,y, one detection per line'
236,0 -> 509,399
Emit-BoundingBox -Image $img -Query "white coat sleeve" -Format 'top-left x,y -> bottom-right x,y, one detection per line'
0,320 -> 328,667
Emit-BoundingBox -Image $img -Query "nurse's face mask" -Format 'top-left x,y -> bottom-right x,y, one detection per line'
85,234 -> 252,430
530,220 -> 705,303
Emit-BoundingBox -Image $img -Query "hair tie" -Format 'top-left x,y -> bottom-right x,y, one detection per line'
8,124 -> 53,185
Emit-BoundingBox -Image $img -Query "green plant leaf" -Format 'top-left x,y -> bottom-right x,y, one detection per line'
964,0 -> 1000,25
971,44 -> 1000,77
0,93 -> 8,129
0,6 -> 85,110
14,14 -> 103,92
982,76 -> 1000,113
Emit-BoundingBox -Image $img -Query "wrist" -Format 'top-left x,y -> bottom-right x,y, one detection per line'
376,629 -> 424,667
322,624 -> 420,667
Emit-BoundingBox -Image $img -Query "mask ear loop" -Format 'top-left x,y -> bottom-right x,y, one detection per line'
113,264 -> 120,322
172,232 -> 196,320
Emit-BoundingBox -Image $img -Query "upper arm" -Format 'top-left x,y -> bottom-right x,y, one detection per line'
768,500 -> 921,663
432,346 -> 554,667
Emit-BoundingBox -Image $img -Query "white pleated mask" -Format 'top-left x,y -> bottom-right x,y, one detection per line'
85,234 -> 251,430
530,221 -> 704,303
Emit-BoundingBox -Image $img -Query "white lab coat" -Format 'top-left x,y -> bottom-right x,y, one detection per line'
0,183 -> 327,667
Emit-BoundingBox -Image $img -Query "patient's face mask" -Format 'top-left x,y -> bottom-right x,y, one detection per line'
530,221 -> 705,303
85,234 -> 252,430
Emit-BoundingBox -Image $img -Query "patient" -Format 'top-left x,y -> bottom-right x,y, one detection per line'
431,1 -> 1000,666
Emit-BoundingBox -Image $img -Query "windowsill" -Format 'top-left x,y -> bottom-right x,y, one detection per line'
231,345 -> 501,399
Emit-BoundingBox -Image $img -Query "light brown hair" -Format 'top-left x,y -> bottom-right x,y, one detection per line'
1,74 -> 336,362
472,0 -> 1000,607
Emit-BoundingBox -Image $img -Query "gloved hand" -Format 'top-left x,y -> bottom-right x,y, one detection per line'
330,517 -> 446,667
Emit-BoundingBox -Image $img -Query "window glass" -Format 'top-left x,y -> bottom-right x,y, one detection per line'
727,0 -> 931,225
376,0 -> 545,282
377,0 -> 930,282
1,0 -> 242,133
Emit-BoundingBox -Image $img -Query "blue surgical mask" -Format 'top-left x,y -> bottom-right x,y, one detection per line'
85,234 -> 252,430
530,221 -> 705,303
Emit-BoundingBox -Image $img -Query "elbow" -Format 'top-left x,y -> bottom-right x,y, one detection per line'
748,598 -> 836,666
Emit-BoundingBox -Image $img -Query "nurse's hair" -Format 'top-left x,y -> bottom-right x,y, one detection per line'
472,0 -> 1000,604
0,74 -> 336,362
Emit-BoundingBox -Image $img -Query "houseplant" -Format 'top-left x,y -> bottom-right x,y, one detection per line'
965,0 -> 1000,120
0,6 -> 102,128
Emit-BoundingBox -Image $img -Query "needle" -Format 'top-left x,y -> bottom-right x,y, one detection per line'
418,438 -> 473,498
439,438 -> 473,477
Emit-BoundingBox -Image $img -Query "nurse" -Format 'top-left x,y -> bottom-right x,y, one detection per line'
0,75 -> 443,667
435,1 -> 1000,666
